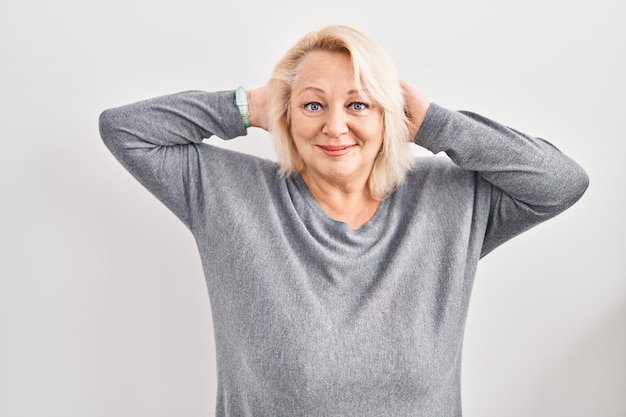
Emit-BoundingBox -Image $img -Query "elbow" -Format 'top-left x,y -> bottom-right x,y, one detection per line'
98,107 -> 130,154
568,163 -> 590,204
98,108 -> 117,145
550,160 -> 590,212
523,159 -> 589,216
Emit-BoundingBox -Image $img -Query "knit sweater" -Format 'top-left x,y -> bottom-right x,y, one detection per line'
99,90 -> 588,416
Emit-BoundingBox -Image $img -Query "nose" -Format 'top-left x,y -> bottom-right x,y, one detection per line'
322,107 -> 349,138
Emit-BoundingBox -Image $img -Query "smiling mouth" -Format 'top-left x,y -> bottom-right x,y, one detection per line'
317,145 -> 356,156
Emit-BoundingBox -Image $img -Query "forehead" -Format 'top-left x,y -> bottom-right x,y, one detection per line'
293,50 -> 361,92
298,49 -> 352,71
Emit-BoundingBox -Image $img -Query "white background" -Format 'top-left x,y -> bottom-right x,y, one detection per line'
1,0 -> 624,416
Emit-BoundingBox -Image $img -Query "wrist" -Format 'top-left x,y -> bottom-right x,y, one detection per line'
247,86 -> 269,131
235,86 -> 251,129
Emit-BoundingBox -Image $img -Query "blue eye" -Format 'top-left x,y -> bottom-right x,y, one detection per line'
304,102 -> 322,112
349,102 -> 369,111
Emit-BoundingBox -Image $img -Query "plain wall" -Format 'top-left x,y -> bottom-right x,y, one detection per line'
1,0 -> 624,416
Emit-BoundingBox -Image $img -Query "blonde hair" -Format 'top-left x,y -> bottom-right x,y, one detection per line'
268,25 -> 414,200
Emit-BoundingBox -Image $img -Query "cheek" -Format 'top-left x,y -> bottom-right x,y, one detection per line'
371,118 -> 385,146
290,114 -> 320,142
354,120 -> 384,146
288,117 -> 311,156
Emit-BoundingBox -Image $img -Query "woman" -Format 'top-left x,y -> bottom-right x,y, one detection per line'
99,25 -> 588,416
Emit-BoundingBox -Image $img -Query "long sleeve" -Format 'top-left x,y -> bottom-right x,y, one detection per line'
415,103 -> 589,256
98,90 -> 249,228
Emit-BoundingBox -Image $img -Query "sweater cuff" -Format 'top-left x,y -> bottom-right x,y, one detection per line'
212,90 -> 249,140
413,103 -> 453,154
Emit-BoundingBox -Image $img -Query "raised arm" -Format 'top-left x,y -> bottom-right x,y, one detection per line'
403,82 -> 589,255
98,90 -> 256,228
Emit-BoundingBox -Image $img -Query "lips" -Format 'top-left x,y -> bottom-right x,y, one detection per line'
316,145 -> 356,156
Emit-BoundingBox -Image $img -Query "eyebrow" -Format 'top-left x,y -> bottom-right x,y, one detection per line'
298,86 -> 365,96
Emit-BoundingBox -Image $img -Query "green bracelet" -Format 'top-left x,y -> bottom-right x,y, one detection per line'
235,86 -> 251,129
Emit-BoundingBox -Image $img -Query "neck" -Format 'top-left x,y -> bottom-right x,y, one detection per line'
300,171 -> 381,230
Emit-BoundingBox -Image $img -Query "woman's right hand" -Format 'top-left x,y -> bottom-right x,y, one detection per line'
247,86 -> 270,131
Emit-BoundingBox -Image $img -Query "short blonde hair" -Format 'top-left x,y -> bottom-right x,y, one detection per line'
268,25 -> 414,200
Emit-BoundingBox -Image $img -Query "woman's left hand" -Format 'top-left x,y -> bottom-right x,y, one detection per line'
401,82 -> 431,141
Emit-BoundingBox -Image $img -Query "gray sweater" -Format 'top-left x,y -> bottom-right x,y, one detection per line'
99,90 -> 588,416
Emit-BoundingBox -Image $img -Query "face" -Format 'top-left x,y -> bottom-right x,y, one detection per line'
289,50 -> 384,189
